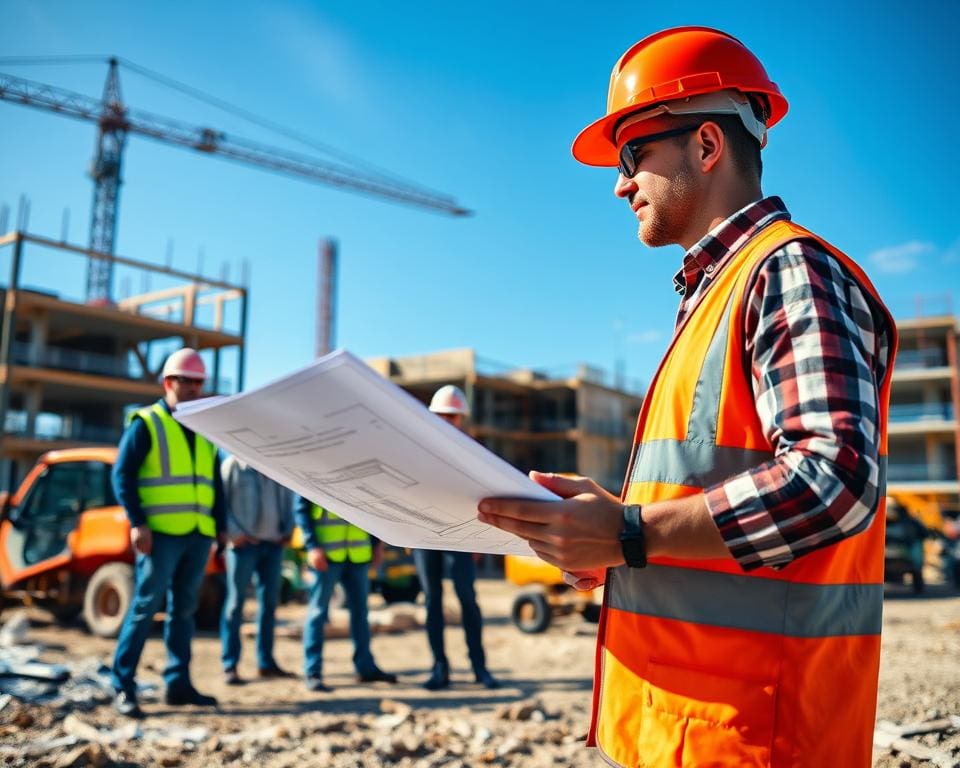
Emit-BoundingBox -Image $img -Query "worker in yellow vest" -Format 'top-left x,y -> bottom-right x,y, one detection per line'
294,496 -> 397,692
110,348 -> 227,719
479,27 -> 897,767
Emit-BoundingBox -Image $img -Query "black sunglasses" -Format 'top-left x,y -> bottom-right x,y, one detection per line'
170,376 -> 204,385
617,123 -> 701,178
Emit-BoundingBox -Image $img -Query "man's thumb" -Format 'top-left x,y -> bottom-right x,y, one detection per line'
529,470 -> 589,499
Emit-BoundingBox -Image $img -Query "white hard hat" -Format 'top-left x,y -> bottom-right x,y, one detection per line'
429,385 -> 469,416
161,348 -> 206,381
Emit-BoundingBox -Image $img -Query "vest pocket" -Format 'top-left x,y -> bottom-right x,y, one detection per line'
638,658 -> 776,768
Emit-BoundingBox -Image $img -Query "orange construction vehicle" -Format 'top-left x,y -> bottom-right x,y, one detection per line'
0,447 -> 225,637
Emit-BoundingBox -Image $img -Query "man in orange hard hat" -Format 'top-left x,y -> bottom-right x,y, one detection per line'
111,347 -> 227,718
480,27 -> 897,766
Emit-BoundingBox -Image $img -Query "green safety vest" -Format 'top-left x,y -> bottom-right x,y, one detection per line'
310,504 -> 372,563
134,402 -> 217,537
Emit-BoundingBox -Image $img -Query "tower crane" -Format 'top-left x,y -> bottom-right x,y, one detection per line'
0,58 -> 471,302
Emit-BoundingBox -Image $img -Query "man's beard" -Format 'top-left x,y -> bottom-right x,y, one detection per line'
638,156 -> 697,249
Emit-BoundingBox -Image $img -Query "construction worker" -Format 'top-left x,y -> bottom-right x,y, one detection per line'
479,27 -> 897,767
293,496 -> 397,692
219,457 -> 296,685
417,385 -> 499,690
110,347 -> 226,718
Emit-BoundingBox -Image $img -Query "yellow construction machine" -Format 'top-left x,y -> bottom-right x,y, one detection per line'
504,554 -> 601,633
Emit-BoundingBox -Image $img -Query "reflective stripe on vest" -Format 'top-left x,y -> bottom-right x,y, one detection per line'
592,220 -> 898,768
310,504 -> 372,563
135,402 -> 217,537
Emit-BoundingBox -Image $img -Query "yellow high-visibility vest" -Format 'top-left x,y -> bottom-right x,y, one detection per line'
134,402 -> 217,537
310,504 -> 372,563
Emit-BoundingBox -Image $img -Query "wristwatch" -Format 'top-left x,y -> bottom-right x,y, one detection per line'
619,504 -> 647,568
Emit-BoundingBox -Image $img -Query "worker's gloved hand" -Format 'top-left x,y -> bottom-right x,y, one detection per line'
563,569 -> 605,591
130,525 -> 153,556
308,548 -> 329,572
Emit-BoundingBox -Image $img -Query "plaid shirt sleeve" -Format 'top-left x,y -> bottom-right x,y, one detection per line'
704,240 -> 892,571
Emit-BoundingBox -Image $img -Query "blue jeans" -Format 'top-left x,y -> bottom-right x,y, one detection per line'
220,540 -> 283,671
112,531 -> 212,693
414,549 -> 487,673
303,559 -> 376,679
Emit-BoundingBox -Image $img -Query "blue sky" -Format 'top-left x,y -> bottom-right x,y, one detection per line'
1,1 -> 957,392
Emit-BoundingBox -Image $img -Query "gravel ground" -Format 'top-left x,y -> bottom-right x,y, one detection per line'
1,578 -> 958,767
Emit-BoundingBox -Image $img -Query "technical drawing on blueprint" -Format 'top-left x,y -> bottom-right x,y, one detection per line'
174,350 -> 557,554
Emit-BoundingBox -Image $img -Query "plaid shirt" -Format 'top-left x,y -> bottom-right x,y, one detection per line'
673,197 -> 893,571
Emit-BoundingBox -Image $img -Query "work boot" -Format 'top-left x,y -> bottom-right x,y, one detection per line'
113,689 -> 144,719
475,669 -> 501,690
357,667 -> 398,684
224,667 -> 243,686
164,685 -> 218,707
258,663 -> 296,679
423,662 -> 450,691
305,675 -> 332,693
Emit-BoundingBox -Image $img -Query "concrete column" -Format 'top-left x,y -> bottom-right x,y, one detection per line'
28,309 -> 48,367
24,383 -> 41,438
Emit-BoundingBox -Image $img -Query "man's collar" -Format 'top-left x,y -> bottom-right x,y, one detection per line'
673,196 -> 790,294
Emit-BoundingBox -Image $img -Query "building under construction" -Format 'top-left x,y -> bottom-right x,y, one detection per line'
366,348 -> 644,494
887,311 -> 960,521
0,230 -> 247,489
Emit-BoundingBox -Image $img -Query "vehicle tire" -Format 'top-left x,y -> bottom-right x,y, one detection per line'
512,591 -> 551,634
380,581 -> 421,604
195,574 -> 226,631
83,563 -> 135,638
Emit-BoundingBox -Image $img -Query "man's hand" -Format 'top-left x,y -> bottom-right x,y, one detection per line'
130,525 -> 152,556
215,531 -> 229,557
371,542 -> 384,569
478,471 -> 625,572
230,533 -> 254,549
307,548 -> 329,572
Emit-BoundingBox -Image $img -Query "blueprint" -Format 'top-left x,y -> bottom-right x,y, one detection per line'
174,350 -> 558,554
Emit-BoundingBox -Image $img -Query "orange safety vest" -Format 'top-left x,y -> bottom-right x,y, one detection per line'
590,220 -> 897,767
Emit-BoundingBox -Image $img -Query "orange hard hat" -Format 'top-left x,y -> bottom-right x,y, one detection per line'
572,26 -> 788,167
161,347 -> 206,381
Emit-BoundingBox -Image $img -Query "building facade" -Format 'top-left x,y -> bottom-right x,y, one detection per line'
0,231 -> 247,490
366,348 -> 643,494
887,314 -> 960,519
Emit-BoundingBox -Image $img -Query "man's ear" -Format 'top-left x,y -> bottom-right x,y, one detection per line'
696,121 -> 724,173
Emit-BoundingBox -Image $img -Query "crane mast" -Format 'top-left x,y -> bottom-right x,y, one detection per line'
87,58 -> 126,301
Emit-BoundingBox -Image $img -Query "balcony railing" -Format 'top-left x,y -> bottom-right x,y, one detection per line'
895,348 -> 948,370
888,403 -> 955,422
887,462 -> 958,483
12,341 -> 134,379
3,410 -> 120,444
580,417 -> 631,438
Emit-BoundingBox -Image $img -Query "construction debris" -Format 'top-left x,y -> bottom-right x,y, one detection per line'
875,717 -> 960,768
0,611 -> 31,647
0,580 -> 956,767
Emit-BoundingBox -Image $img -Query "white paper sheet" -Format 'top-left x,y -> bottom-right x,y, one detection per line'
174,350 -> 558,554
